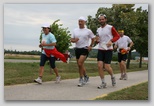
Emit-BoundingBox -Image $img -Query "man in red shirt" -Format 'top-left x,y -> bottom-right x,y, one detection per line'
96,14 -> 120,89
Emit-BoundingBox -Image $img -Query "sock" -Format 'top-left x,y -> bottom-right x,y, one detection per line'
84,74 -> 87,77
80,76 -> 83,79
39,76 -> 42,79
101,78 -> 105,83
111,74 -> 114,78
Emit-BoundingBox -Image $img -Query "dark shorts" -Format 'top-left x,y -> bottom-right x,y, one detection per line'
40,54 -> 56,69
97,50 -> 113,64
118,53 -> 127,62
75,48 -> 89,59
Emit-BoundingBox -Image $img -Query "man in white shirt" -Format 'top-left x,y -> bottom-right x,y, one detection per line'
96,14 -> 120,89
71,16 -> 95,87
114,30 -> 134,80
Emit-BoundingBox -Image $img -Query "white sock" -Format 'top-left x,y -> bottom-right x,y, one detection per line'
101,78 -> 105,83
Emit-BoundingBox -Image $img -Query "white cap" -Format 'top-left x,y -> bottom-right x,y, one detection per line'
41,23 -> 50,28
78,16 -> 86,21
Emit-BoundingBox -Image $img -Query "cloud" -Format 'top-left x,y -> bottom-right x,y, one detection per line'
4,3 -> 148,51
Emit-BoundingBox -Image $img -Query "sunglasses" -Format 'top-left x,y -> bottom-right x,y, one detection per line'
42,27 -> 50,30
98,14 -> 107,19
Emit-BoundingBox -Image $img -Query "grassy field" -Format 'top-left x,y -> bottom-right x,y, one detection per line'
95,81 -> 148,100
4,54 -> 40,60
4,61 -> 148,86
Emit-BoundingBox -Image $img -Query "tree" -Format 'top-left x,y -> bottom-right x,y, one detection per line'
134,8 -> 148,68
111,4 -> 137,69
40,19 -> 72,53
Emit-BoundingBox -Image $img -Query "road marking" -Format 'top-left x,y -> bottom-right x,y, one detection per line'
90,94 -> 108,100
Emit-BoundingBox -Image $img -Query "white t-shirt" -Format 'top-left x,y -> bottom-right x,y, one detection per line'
97,24 -> 113,50
115,35 -> 132,52
72,27 -> 95,48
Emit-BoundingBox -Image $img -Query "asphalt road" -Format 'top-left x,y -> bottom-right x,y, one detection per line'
4,70 -> 148,100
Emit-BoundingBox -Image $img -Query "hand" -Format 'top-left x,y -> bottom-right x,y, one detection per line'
41,41 -> 47,46
75,38 -> 79,42
39,44 -> 42,48
127,47 -> 131,51
106,41 -> 113,47
87,46 -> 92,52
95,36 -> 100,44
70,38 -> 79,43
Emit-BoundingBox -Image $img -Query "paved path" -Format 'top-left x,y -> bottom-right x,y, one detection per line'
4,70 -> 148,100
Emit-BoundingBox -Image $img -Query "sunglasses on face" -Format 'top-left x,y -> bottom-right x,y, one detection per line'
42,27 -> 50,30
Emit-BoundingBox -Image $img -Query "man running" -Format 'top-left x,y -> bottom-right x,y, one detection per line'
114,29 -> 134,80
96,14 -> 120,89
71,16 -> 95,87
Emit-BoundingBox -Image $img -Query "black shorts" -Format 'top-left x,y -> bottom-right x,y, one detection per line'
118,53 -> 127,62
75,48 -> 89,59
40,54 -> 56,69
97,50 -> 113,64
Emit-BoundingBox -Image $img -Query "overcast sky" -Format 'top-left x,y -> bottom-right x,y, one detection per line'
4,3 -> 148,51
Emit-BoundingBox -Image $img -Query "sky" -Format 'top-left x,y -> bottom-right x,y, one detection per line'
4,3 -> 148,52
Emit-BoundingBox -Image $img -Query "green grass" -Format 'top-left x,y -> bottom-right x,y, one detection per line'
95,81 -> 148,100
4,56 -> 40,60
4,61 -> 148,86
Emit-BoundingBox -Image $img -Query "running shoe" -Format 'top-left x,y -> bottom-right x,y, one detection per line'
66,58 -> 70,64
123,74 -> 128,80
84,76 -> 89,84
55,76 -> 61,83
111,76 -> 116,86
34,77 -> 42,84
97,82 -> 107,89
119,74 -> 124,80
78,78 -> 84,87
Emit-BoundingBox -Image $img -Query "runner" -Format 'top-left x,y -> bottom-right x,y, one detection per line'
34,23 -> 62,84
96,14 -> 120,89
71,16 -> 95,87
114,29 -> 134,80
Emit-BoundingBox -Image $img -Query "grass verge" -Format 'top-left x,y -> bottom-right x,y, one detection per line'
95,81 -> 148,100
4,62 -> 148,86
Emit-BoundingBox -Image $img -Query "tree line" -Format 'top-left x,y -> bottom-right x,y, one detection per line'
4,49 -> 41,55
86,4 -> 148,68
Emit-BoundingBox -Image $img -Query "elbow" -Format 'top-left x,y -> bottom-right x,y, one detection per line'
53,43 -> 56,46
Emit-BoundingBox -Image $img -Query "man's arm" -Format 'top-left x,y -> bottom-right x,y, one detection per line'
128,41 -> 134,51
70,38 -> 79,43
111,27 -> 120,43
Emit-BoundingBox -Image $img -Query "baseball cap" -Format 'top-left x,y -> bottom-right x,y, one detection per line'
78,16 -> 87,21
41,23 -> 50,28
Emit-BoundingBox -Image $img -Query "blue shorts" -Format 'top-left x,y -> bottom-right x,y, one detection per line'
40,54 -> 56,69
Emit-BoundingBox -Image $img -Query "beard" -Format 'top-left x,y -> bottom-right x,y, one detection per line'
100,22 -> 106,26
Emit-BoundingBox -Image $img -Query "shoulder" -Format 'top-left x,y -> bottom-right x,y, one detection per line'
85,28 -> 92,32
106,24 -> 113,28
48,32 -> 55,36
124,35 -> 129,38
42,33 -> 45,36
48,33 -> 56,39
73,28 -> 79,31
97,27 -> 101,31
